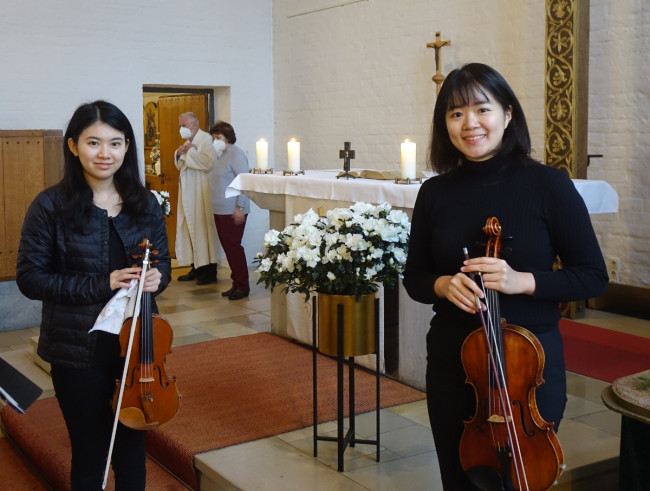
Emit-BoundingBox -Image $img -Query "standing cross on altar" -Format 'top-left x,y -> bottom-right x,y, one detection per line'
337,141 -> 357,179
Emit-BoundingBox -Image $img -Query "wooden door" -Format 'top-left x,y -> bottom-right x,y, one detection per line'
152,94 -> 209,258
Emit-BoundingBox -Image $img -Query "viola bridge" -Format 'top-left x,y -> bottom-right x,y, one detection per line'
487,414 -> 512,424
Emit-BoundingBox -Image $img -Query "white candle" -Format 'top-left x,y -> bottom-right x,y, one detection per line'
256,139 -> 269,170
401,139 -> 416,179
287,138 -> 300,172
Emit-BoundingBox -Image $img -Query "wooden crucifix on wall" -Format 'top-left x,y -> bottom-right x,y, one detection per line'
426,31 -> 451,96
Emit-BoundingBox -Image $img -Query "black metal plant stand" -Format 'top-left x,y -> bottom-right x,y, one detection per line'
312,296 -> 381,472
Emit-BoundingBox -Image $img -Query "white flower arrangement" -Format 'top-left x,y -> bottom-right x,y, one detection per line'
151,190 -> 171,216
255,202 -> 410,300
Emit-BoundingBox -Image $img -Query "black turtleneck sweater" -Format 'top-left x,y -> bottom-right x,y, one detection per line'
403,153 -> 608,334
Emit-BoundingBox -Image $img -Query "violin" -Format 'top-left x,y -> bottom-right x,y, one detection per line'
102,238 -> 180,488
459,217 -> 564,491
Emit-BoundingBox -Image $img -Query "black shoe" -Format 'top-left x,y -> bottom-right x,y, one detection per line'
177,267 -> 197,281
221,287 -> 236,297
228,289 -> 249,300
196,276 -> 217,285
194,264 -> 217,285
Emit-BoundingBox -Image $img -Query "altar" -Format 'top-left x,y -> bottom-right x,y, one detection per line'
227,170 -> 619,390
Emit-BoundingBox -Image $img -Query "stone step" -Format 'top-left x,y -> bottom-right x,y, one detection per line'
194,409 -> 620,491
30,336 -> 50,374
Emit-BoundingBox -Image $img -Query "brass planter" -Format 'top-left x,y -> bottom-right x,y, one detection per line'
317,293 -> 376,356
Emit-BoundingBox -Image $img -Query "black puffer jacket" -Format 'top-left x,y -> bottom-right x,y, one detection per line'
16,184 -> 171,369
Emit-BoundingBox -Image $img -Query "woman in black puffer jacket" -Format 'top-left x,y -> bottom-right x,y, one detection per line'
17,100 -> 171,490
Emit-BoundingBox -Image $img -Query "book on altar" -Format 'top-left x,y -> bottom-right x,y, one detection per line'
336,169 -> 426,180
0,357 -> 42,414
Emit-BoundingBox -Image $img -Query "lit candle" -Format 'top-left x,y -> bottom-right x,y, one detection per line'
256,138 -> 269,170
287,138 -> 300,172
401,139 -> 416,179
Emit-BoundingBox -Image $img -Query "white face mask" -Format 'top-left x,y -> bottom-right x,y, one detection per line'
213,139 -> 226,153
179,126 -> 192,139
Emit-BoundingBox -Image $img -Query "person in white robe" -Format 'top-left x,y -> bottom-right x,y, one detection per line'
174,112 -> 219,284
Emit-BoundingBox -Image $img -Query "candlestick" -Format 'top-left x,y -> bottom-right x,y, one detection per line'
256,139 -> 269,170
401,139 -> 416,179
287,138 -> 300,172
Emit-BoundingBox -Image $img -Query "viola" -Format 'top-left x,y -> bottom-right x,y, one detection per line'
459,217 -> 564,491
102,238 -> 180,488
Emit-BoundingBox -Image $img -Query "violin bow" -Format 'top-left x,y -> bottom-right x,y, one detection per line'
102,240 -> 151,489
462,247 -> 529,490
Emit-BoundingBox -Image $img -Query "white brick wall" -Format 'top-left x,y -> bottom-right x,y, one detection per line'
587,0 -> 650,287
0,0 -> 274,265
273,0 -> 649,287
1,1 -> 274,156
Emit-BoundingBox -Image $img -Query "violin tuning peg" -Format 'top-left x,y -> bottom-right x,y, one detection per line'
151,249 -> 159,255
138,238 -> 152,249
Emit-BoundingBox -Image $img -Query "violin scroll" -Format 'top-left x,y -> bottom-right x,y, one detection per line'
483,217 -> 502,259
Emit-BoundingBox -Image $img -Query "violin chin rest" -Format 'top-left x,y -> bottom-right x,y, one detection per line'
465,465 -> 506,491
119,407 -> 160,431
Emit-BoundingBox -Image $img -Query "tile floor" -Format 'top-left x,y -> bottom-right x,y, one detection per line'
1,265 -> 647,490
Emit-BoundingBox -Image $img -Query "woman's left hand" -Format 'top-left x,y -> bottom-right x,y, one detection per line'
461,257 -> 536,296
143,267 -> 162,293
233,207 -> 245,225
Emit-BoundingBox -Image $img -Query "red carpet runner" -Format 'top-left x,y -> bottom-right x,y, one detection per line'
1,332 -> 425,490
0,437 -> 48,490
0,401 -> 187,490
560,318 -> 650,383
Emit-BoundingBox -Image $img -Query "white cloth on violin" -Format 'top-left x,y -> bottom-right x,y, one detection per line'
89,280 -> 138,334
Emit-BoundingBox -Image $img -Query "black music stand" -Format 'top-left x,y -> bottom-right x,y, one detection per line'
0,357 -> 42,414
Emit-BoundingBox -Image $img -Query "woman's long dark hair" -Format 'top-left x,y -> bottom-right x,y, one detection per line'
62,100 -> 149,231
429,63 -> 532,174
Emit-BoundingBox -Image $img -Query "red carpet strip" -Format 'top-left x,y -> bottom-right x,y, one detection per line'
0,436 -> 48,490
0,403 -> 188,491
560,318 -> 650,383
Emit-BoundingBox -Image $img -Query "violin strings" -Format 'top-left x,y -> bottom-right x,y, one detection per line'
104,244 -> 149,488
142,251 -> 151,402
480,279 -> 529,491
464,246 -> 528,490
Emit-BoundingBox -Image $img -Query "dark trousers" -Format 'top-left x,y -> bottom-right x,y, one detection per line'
214,213 -> 249,291
51,332 -> 146,491
619,416 -> 650,491
425,323 -> 567,491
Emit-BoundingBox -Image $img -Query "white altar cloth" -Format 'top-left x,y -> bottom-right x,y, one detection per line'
226,169 -> 619,215
228,169 -> 619,389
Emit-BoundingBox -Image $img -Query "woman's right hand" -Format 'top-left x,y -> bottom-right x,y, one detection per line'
110,267 -> 142,291
434,273 -> 485,314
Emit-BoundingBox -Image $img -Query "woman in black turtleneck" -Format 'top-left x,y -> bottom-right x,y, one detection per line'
403,63 -> 608,490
